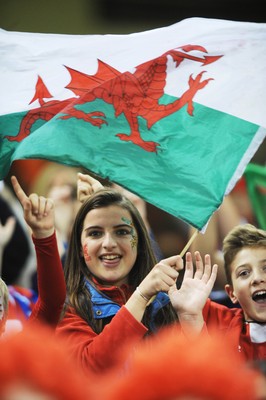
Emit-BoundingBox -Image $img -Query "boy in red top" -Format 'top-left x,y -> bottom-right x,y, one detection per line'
170,223 -> 266,361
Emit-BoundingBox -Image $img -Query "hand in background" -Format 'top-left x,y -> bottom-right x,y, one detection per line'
77,173 -> 104,203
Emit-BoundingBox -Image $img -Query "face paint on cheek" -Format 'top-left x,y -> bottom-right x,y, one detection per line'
122,217 -> 138,250
83,244 -> 92,263
130,231 -> 138,250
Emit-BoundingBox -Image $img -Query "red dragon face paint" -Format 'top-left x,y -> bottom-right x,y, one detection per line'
83,243 -> 92,263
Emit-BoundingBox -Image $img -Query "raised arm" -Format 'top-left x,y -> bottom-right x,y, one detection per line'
11,176 -> 54,239
10,176 -> 66,327
169,251 -> 218,338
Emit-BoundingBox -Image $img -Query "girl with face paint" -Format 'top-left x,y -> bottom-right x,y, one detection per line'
56,173 -> 217,375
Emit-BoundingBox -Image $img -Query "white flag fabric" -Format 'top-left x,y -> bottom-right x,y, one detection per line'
0,17 -> 266,230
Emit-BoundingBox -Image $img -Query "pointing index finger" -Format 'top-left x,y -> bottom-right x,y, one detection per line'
11,176 -> 28,205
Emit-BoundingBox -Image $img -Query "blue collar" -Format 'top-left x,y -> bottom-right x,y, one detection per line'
85,279 -> 170,324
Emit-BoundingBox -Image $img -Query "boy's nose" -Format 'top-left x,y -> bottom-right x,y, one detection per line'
252,271 -> 265,284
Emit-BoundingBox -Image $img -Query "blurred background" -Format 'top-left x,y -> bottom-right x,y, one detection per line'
0,0 -> 265,35
0,0 -> 265,264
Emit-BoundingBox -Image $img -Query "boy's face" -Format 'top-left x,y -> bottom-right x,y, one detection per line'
225,246 -> 266,322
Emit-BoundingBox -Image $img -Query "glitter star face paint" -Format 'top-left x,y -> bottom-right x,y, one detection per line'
121,216 -> 138,250
81,205 -> 138,286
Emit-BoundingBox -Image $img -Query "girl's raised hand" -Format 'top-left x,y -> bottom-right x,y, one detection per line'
11,176 -> 55,239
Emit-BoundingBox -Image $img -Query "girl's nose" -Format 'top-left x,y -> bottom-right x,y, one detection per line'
102,233 -> 117,248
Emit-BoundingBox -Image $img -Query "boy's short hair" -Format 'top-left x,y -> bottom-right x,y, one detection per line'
222,223 -> 266,284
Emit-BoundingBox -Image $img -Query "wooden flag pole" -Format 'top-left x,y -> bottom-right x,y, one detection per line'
179,228 -> 199,258
146,228 -> 199,306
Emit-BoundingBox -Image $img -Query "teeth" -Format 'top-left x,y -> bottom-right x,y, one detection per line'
101,255 -> 119,260
255,290 -> 266,296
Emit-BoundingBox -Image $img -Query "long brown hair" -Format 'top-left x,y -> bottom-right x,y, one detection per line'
63,187 -> 178,333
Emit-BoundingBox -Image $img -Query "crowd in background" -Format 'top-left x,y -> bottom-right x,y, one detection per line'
0,160 -> 265,399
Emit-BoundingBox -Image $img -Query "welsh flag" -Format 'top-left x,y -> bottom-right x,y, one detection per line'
244,163 -> 266,230
1,17 -> 266,230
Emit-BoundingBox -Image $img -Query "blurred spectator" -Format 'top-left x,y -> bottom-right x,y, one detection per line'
0,181 -> 35,288
0,182 -> 37,332
189,194 -> 243,292
95,325 -> 264,400
29,162 -> 81,260
0,324 -> 92,400
29,163 -> 82,291
0,175 -> 66,336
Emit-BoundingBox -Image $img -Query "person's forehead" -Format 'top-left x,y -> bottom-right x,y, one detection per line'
231,246 -> 266,269
84,205 -> 132,224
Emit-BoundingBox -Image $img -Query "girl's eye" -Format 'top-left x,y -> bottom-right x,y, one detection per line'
116,228 -> 131,236
87,230 -> 103,238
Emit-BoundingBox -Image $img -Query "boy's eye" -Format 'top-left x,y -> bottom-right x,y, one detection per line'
238,269 -> 250,278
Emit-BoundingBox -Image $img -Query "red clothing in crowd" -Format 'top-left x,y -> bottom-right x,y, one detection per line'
8,286 -> 37,324
29,233 -> 66,326
6,232 -> 66,333
56,304 -> 147,374
203,298 -> 266,361
57,295 -> 265,375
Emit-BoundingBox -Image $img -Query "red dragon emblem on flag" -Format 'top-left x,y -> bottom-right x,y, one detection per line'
4,45 -> 222,152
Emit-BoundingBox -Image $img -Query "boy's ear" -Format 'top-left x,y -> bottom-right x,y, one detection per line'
224,284 -> 238,304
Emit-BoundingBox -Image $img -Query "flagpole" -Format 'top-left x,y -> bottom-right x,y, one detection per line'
178,228 -> 199,258
147,228 -> 199,305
